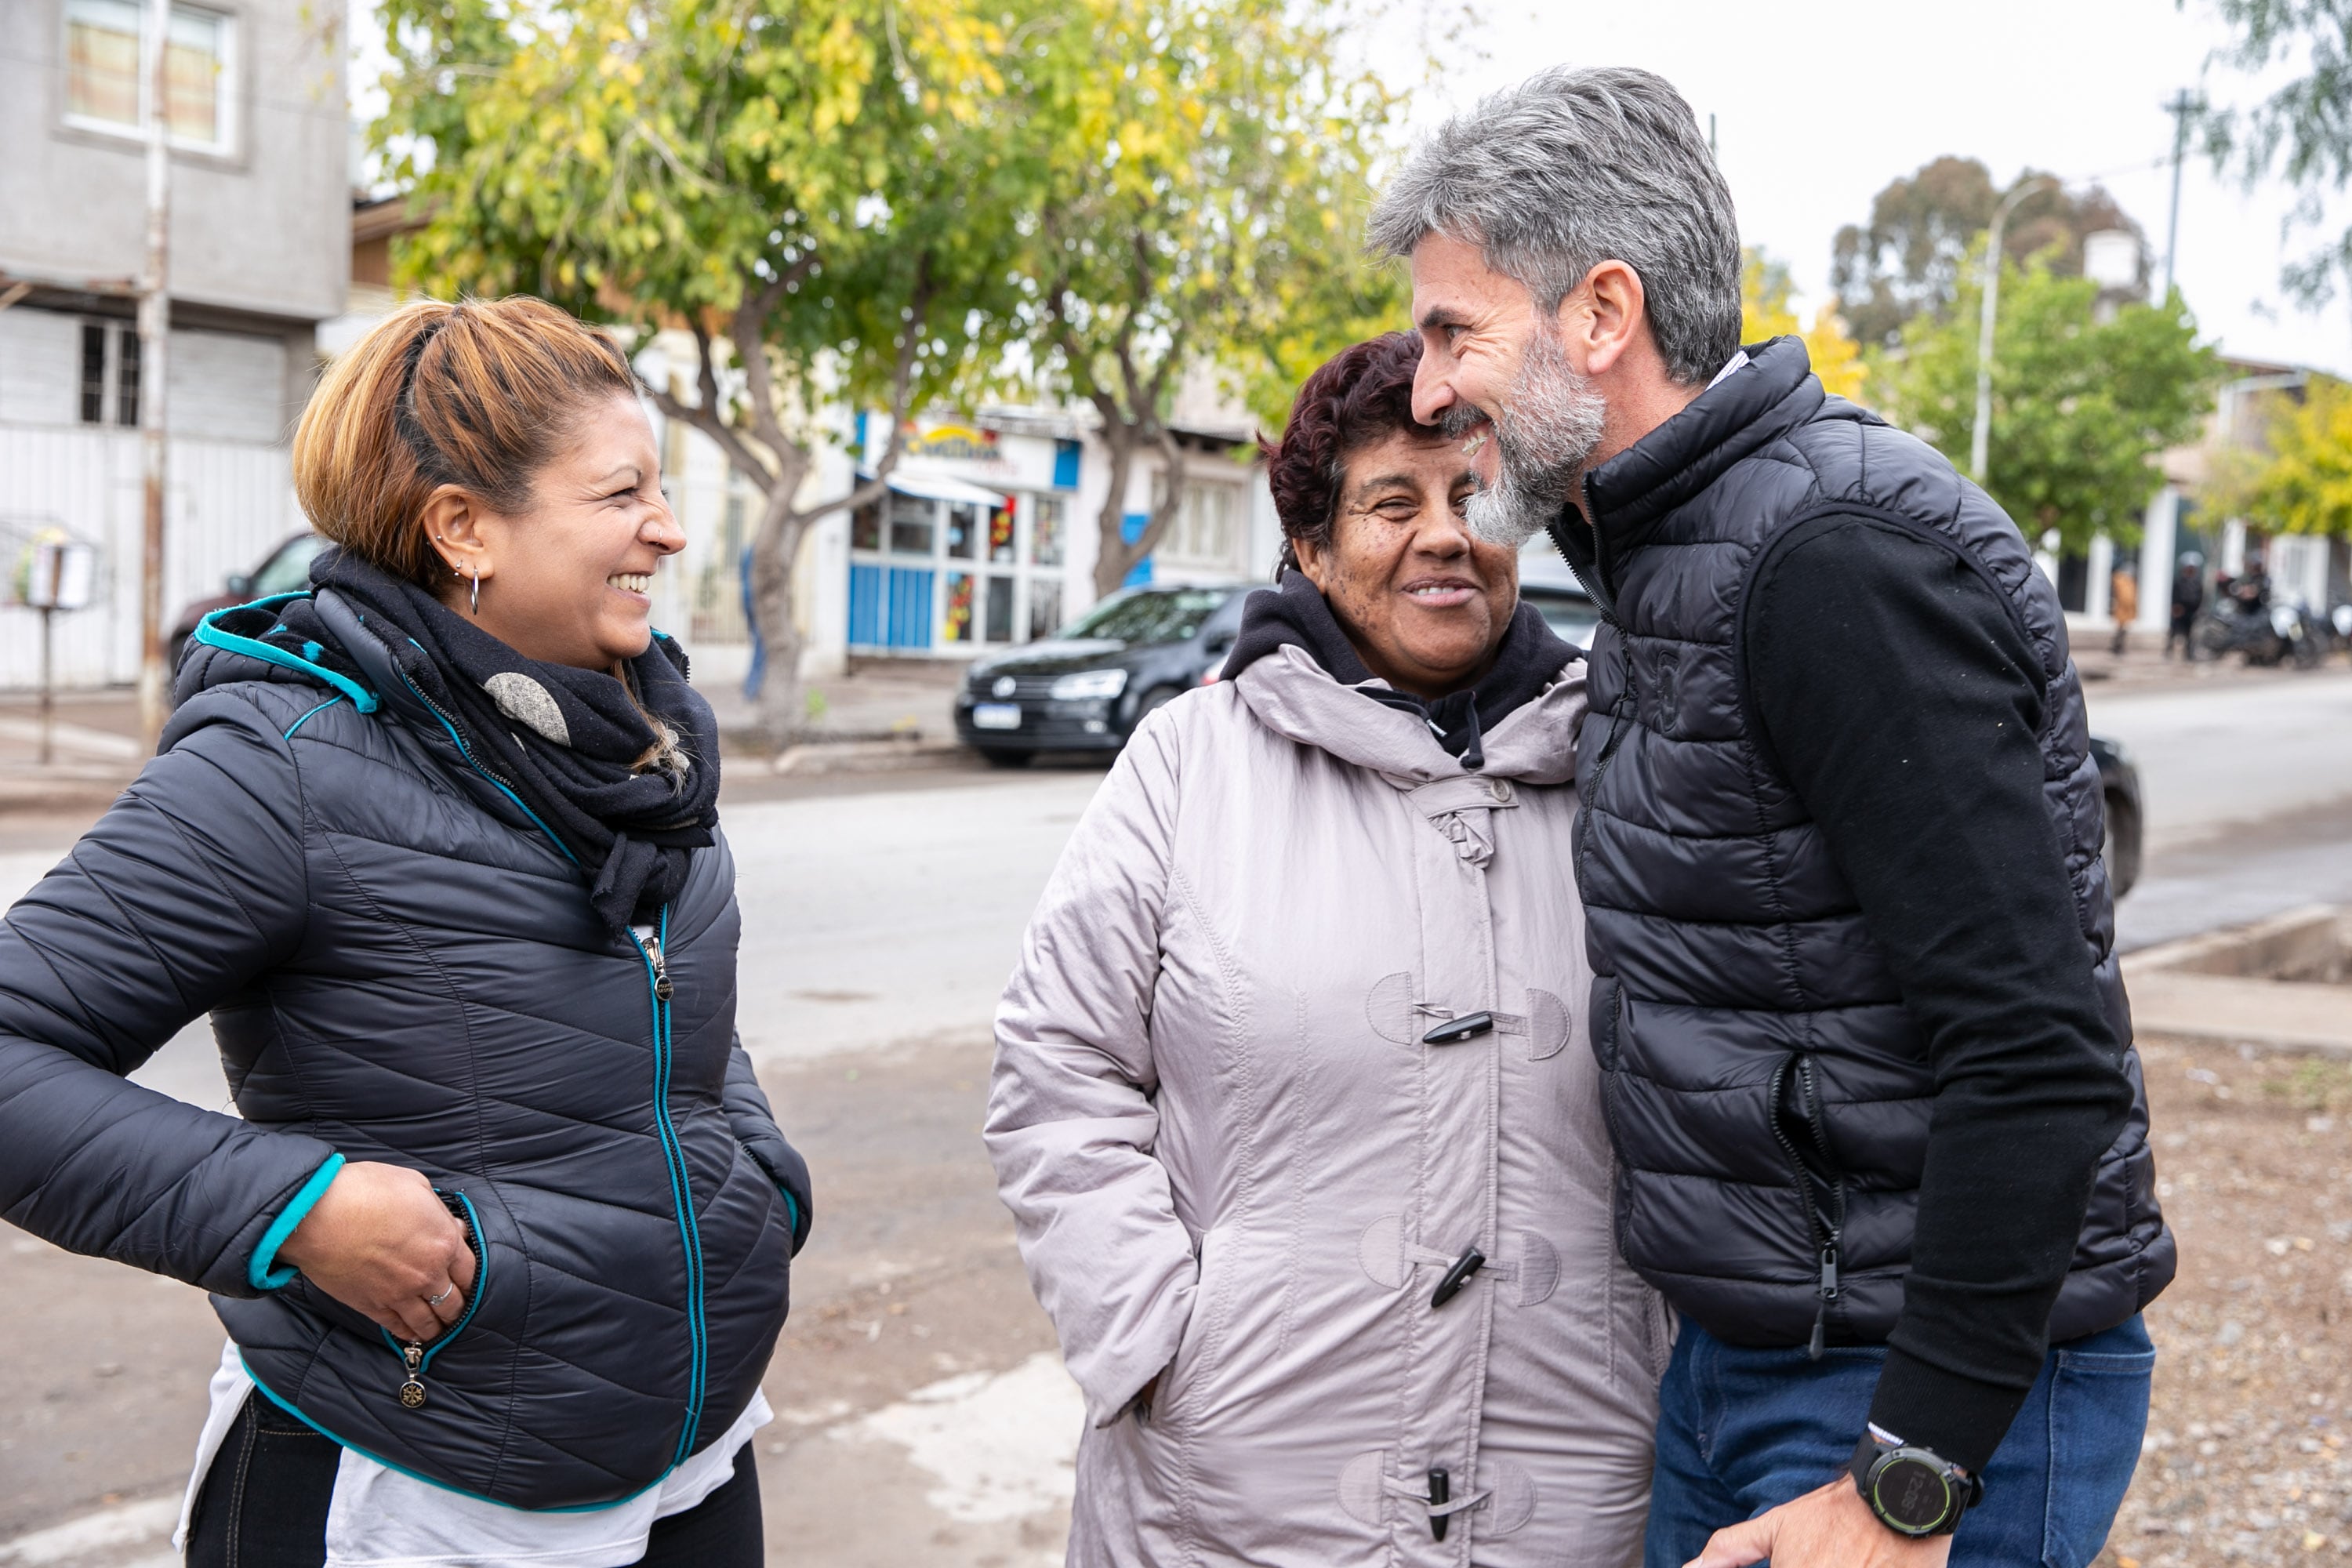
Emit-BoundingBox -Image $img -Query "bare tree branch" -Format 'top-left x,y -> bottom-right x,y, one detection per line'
730,256 -> 815,457
637,326 -> 776,492
802,250 -> 937,524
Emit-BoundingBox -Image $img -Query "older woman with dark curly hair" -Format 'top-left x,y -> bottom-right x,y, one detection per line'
985,331 -> 1662,1566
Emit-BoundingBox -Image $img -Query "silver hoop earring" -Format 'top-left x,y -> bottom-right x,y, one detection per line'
469,562 -> 481,616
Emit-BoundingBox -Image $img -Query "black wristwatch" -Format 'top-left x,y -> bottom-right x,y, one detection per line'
1849,1429 -> 1982,1537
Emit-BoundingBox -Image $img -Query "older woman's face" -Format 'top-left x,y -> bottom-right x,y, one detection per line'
1294,429 -> 1519,699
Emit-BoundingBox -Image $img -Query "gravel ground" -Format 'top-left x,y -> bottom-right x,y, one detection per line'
2097,1033 -> 2352,1567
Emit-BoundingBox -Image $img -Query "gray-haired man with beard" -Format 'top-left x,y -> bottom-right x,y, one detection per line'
1367,66 -> 2174,1568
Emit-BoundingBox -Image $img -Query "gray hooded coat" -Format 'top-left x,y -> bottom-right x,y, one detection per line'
0,592 -> 809,1511
988,644 -> 1664,1567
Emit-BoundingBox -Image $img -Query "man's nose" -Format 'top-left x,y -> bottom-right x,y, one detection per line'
1411,356 -> 1454,429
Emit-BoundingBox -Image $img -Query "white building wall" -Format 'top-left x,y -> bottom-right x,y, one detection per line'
0,424 -> 297,687
2,304 -> 304,688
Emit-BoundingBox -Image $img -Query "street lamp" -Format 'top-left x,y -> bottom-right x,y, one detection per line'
1970,176 -> 2059,485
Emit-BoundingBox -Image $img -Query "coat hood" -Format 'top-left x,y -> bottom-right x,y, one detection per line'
1232,643 -> 1583,787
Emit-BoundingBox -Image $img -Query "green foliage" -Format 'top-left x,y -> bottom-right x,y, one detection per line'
1873,263 -> 2220,553
991,0 -> 1402,593
1742,249 -> 1865,402
2199,0 -> 2352,307
2231,376 -> 2352,536
375,0 -> 1011,423
1832,157 -> 2146,347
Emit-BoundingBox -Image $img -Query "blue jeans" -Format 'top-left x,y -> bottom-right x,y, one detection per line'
1645,1316 -> 2154,1568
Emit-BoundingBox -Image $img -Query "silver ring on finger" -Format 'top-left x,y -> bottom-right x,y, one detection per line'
423,1285 -> 455,1308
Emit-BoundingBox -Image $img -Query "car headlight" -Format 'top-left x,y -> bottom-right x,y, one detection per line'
1049,668 -> 1128,702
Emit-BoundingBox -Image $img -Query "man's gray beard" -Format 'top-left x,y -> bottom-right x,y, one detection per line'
1443,330 -> 1606,548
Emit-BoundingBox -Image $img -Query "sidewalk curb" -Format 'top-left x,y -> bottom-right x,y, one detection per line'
768,738 -> 968,777
2123,905 -> 2352,1056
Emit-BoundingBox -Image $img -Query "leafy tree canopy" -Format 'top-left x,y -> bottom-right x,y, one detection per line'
1874,265 -> 2220,553
2216,376 -> 2352,536
1742,250 -> 1866,402
994,0 -> 1400,597
2198,0 -> 2352,307
1831,157 -> 2146,347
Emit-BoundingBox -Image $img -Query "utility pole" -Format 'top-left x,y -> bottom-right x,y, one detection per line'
137,0 -> 174,743
2161,89 -> 2201,301
1972,176 -> 2058,485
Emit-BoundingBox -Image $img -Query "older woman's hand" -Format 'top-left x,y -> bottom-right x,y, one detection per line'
276,1161 -> 477,1344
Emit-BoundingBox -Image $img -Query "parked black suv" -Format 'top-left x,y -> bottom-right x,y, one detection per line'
953,584 -> 1247,766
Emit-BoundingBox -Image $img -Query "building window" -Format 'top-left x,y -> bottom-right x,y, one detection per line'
1030,495 -> 1065,568
78,321 -> 140,426
63,0 -> 237,154
1027,579 -> 1063,641
849,488 -> 1070,653
1153,475 -> 1244,570
116,329 -> 141,425
887,493 -> 935,557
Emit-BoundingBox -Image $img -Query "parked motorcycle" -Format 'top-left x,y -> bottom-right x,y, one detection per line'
2325,601 -> 2352,663
2191,597 -> 2325,667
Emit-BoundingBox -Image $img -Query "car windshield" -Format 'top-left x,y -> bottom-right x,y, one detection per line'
252,535 -> 327,597
1056,587 -> 1235,645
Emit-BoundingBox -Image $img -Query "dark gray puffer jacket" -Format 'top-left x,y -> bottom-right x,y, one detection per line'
0,590 -> 811,1510
1566,339 -> 2172,1351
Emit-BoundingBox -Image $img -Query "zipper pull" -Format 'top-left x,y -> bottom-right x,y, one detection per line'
398,1341 -> 427,1410
1807,1239 -> 1841,1361
641,935 -> 673,1002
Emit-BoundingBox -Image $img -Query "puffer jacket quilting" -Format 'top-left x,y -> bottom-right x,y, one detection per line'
1562,336 -> 2173,1350
0,593 -> 808,1510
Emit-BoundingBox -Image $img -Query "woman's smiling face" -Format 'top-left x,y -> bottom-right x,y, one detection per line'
1293,427 -> 1520,699
426,392 -> 685,672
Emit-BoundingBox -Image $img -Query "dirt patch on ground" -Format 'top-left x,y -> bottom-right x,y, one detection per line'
2096,1036 -> 2352,1566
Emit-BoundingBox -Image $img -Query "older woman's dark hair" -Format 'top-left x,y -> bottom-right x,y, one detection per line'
1264,332 -> 1443,575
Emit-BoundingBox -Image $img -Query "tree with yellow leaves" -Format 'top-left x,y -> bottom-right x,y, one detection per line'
1000,0 -> 1399,597
2236,377 -> 2352,538
1742,251 -> 1867,402
377,0 -> 1020,739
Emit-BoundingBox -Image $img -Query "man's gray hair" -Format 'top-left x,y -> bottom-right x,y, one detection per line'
1368,66 -> 1743,387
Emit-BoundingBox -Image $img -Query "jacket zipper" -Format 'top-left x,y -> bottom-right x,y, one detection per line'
386,1191 -> 488,1410
635,906 -> 708,1463
390,660 -> 702,1444
1766,1054 -> 1846,1359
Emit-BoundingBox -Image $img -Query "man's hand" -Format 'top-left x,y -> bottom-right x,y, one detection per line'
276,1161 -> 476,1344
1686,1479 -> 1954,1568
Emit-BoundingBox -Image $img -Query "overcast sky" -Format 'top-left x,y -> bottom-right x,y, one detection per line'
1385,0 -> 2352,377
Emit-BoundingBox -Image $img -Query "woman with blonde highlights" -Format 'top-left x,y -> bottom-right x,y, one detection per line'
0,296 -> 808,1566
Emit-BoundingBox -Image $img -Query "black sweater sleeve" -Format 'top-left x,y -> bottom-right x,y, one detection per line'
1744,515 -> 2132,1474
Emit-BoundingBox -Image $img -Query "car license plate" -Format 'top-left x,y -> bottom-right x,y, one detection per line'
972,703 -> 1022,731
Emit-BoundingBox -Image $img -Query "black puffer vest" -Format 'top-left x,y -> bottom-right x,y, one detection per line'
1560,338 -> 2173,1349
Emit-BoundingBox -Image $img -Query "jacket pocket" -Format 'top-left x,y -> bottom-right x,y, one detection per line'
1151,1227 -> 1233,1428
375,1189 -> 492,1412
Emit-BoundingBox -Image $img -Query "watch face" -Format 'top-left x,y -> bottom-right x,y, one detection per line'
1872,1456 -> 1955,1533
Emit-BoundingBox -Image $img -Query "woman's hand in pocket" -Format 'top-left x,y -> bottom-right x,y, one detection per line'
277,1161 -> 476,1343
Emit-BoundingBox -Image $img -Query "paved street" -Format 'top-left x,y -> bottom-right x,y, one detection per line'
2,669 -> 2350,1564
2087,670 -> 2352,949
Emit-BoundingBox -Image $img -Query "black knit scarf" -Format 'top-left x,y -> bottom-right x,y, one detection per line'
273,547 -> 720,935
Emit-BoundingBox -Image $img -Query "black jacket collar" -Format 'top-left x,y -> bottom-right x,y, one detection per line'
1550,336 -> 1826,612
